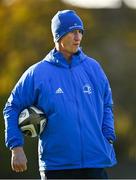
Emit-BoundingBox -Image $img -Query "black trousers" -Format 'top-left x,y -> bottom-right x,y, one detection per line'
40,168 -> 108,179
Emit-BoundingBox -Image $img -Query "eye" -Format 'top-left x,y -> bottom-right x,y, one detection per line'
78,30 -> 83,34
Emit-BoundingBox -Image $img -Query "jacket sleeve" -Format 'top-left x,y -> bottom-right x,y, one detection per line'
3,67 -> 38,149
102,76 -> 116,143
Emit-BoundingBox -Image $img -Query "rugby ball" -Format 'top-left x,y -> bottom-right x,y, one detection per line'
18,106 -> 47,137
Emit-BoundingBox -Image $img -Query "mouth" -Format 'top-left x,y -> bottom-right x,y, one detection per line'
73,44 -> 80,47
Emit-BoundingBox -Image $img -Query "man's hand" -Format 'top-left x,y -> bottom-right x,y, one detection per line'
11,147 -> 27,172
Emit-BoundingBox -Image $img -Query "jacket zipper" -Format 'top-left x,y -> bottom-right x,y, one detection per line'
69,66 -> 84,168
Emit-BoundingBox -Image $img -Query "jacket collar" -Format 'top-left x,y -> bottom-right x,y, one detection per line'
43,47 -> 86,68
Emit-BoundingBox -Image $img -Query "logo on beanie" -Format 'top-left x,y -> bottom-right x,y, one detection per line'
69,25 -> 82,30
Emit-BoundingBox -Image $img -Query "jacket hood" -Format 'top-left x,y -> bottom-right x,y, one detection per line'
43,48 -> 86,68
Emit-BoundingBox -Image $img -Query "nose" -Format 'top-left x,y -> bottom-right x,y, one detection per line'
74,31 -> 82,41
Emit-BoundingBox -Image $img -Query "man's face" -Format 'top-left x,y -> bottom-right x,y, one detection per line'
59,29 -> 83,55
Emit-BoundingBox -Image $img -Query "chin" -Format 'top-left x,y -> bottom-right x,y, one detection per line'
73,48 -> 78,53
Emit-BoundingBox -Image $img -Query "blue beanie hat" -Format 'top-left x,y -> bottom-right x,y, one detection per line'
51,10 -> 84,42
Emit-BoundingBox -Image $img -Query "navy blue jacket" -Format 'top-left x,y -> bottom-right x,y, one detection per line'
3,48 -> 117,171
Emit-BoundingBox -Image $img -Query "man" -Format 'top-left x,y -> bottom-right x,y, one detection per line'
3,10 -> 117,179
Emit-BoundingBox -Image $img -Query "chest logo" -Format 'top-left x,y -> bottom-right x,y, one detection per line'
83,84 -> 92,94
56,88 -> 64,94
